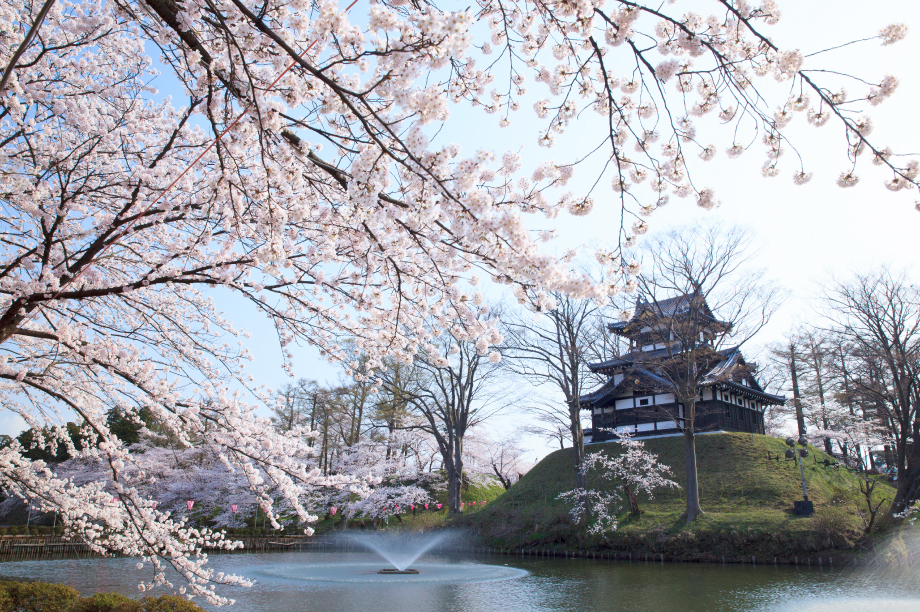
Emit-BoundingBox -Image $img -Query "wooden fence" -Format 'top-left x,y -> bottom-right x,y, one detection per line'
0,535 -> 864,568
0,535 -> 366,562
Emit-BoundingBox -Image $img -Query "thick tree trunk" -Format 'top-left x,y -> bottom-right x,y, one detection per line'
681,428 -> 704,522
892,423 -> 920,512
789,346 -> 806,437
624,484 -> 640,515
448,468 -> 461,513
568,399 -> 587,523
447,442 -> 464,514
568,400 -> 585,491
808,342 -> 833,455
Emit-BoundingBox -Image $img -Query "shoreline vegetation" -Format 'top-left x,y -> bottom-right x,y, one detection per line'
0,578 -> 205,612
0,434 -> 909,568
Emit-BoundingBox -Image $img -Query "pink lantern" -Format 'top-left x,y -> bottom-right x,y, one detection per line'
437,503 -> 442,509
481,501 -> 485,505
231,504 -> 238,514
410,504 -> 414,510
330,507 -> 337,516
424,503 -> 429,510
482,501 -> 487,505
186,500 -> 194,511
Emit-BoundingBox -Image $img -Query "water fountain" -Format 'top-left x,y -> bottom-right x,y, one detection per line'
251,531 -> 529,585
350,531 -> 449,574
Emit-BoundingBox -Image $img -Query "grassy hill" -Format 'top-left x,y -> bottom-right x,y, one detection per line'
457,432 -> 898,561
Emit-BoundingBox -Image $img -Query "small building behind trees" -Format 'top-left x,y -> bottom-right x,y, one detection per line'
582,294 -> 784,442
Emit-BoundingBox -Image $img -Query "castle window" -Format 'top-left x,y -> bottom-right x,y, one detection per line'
638,398 -> 650,406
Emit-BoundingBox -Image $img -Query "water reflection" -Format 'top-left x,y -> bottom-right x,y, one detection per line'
0,551 -> 916,612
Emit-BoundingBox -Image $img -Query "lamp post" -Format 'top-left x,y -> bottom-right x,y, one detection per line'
786,437 -> 814,516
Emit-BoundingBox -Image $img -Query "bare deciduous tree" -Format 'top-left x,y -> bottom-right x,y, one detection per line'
634,222 -> 782,522
822,269 -> 920,512
501,291 -> 601,497
767,336 -> 808,437
521,400 -> 577,450
382,328 -> 509,514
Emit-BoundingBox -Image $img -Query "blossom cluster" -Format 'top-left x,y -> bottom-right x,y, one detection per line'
467,0 -> 916,249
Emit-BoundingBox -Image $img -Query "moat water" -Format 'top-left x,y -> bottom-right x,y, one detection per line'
2,550 -> 918,611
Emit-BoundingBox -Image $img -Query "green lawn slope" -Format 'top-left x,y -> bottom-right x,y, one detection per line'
458,432 -> 898,562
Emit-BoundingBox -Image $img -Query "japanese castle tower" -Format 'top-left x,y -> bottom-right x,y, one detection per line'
581,293 -> 784,442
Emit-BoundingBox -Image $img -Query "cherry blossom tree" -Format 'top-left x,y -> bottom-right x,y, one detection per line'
49,444 -> 275,531
0,1 -> 598,601
481,433 -> 529,489
558,433 -> 677,533
326,435 -> 431,525
0,0 -> 913,603
801,399 -> 889,470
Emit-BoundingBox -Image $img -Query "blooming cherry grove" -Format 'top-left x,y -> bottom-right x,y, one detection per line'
323,435 -> 432,522
0,0 -> 912,604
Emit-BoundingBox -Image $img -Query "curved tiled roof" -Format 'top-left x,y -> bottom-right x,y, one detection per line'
608,294 -> 731,337
580,346 -> 785,408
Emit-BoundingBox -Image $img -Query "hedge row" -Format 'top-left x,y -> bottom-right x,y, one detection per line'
0,580 -> 205,612
0,527 -> 64,537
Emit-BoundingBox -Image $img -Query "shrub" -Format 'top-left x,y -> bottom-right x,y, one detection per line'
0,527 -> 7,536
0,586 -> 11,612
73,592 -> 140,612
38,526 -> 51,536
2,580 -> 81,612
7,527 -> 17,536
814,505 -> 852,538
138,595 -> 206,612
0,583 -> 206,612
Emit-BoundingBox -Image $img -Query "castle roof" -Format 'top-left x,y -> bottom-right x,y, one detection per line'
607,293 -> 731,337
580,347 -> 785,408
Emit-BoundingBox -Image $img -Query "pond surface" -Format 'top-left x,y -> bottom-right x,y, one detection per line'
2,551 -> 918,612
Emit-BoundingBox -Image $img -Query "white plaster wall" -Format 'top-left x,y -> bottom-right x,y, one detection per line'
615,398 -> 633,410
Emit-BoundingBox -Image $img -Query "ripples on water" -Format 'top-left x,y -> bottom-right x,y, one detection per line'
259,561 -> 528,584
0,550 -> 918,611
